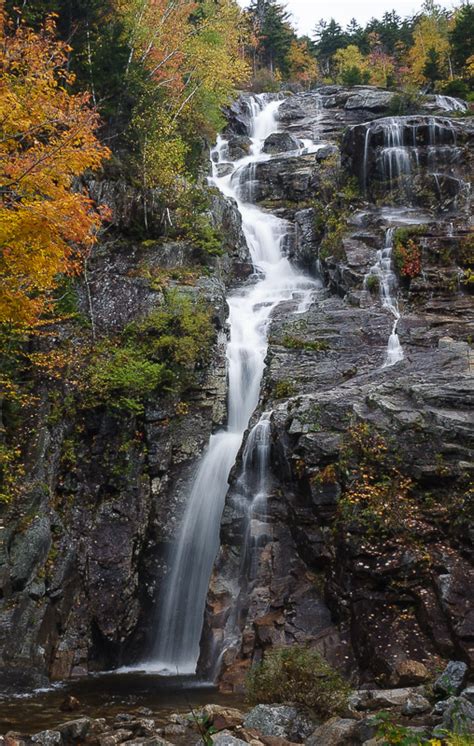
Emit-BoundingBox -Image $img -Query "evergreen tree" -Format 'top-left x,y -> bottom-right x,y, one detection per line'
249,0 -> 295,74
423,46 -> 442,85
449,3 -> 474,72
313,19 -> 347,73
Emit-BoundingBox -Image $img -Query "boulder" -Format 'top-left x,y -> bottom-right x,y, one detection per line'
433,696 -> 474,736
434,661 -> 468,696
307,717 -> 359,745
226,136 -> 252,161
344,89 -> 395,111
56,718 -> 93,741
393,660 -> 430,686
401,692 -> 431,716
262,133 -> 301,154
201,704 -> 245,731
349,689 -> 421,711
31,732 -> 62,746
243,705 -> 315,742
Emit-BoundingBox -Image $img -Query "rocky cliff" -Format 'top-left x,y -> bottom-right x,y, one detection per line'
0,85 -> 472,697
200,87 -> 473,691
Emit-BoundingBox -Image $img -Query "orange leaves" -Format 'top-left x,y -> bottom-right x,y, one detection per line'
0,9 -> 110,327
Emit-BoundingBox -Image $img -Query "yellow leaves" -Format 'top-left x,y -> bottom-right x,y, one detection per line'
404,15 -> 450,84
0,11 -> 110,327
333,45 -> 368,82
286,40 -> 319,87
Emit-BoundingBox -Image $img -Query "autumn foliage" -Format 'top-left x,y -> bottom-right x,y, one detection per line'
0,6 -> 109,327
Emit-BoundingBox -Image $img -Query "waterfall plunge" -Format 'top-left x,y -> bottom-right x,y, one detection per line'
144,95 -> 316,676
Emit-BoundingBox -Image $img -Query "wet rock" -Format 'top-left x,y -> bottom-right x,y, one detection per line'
262,132 -> 301,154
243,705 -> 315,742
306,717 -> 359,745
99,731 -> 134,746
434,661 -> 468,696
226,136 -> 252,161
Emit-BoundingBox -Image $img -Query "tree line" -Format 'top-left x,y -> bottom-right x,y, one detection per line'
244,0 -> 473,97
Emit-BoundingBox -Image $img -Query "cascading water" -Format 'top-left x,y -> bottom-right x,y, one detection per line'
435,94 -> 468,113
145,95 -> 315,675
365,227 -> 404,367
362,116 -> 460,194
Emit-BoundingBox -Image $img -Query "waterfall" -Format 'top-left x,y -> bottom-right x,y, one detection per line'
143,95 -> 315,676
365,227 -> 404,367
362,116 -> 460,194
435,94 -> 467,113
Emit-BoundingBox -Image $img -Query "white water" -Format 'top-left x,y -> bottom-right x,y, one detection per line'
435,94 -> 468,113
142,95 -> 315,675
365,227 -> 404,367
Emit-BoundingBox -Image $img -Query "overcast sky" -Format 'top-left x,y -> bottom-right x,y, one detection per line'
237,0 -> 457,35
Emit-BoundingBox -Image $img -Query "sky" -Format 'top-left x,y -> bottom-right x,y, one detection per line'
237,0 -> 456,35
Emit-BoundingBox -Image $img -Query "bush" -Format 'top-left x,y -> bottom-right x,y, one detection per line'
86,290 -> 215,413
440,79 -> 469,100
88,347 -> 172,414
273,379 -> 296,399
387,91 -> 424,116
281,335 -> 329,352
341,66 -> 370,87
246,646 -> 350,719
365,274 -> 380,293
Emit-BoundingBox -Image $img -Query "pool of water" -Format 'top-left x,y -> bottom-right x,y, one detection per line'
0,672 -> 244,734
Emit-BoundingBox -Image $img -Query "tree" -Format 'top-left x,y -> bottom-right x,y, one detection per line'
405,13 -> 451,85
248,0 -> 295,74
286,39 -> 319,87
449,3 -> 474,73
0,7 -> 110,326
313,19 -> 347,75
423,47 -> 443,86
333,44 -> 369,85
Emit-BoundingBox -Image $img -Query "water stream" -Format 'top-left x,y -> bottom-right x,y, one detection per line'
144,95 -> 315,675
365,227 -> 404,366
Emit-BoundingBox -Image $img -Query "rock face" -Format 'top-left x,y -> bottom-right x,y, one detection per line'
199,87 -> 473,692
0,84 -> 472,696
0,179 -> 250,687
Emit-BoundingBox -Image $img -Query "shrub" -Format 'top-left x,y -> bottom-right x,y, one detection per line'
281,335 -> 329,352
393,228 -> 424,278
245,645 -> 350,719
440,79 -> 469,100
365,274 -> 380,293
273,379 -> 296,399
86,290 -> 215,413
387,90 -> 424,116
88,347 -> 172,414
